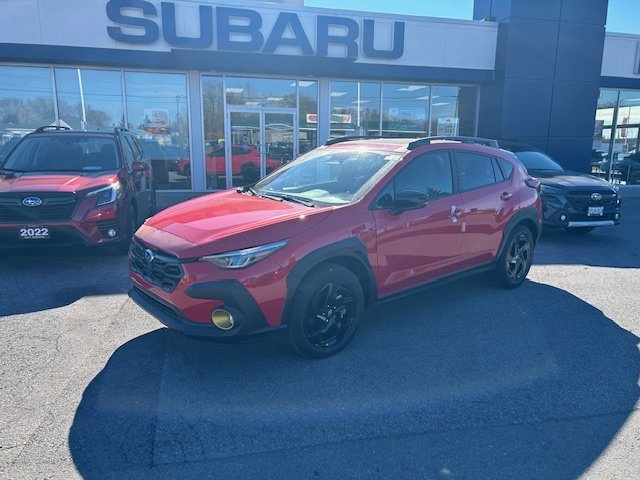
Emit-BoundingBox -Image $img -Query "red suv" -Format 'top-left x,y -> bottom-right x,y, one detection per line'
129,137 -> 542,357
0,126 -> 155,252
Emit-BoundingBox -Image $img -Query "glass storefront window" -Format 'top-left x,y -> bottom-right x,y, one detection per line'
592,88 -> 640,184
298,81 -> 318,155
382,83 -> 429,138
226,77 -> 296,108
203,76 -> 226,190
125,72 -> 190,190
54,69 -> 124,131
0,66 -> 55,143
330,82 -> 381,138
430,86 -> 477,137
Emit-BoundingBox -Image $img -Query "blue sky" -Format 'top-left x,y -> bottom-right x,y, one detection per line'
304,0 -> 639,35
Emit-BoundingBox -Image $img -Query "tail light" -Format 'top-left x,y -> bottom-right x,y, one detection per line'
525,177 -> 541,193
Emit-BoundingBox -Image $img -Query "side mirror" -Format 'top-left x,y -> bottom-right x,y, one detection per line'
132,161 -> 149,172
394,189 -> 428,211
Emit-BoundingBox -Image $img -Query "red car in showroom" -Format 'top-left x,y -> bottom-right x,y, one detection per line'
129,136 -> 542,357
0,126 -> 155,252
177,144 -> 283,184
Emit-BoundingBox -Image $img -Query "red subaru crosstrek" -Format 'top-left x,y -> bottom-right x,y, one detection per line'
0,126 -> 155,253
129,137 -> 542,357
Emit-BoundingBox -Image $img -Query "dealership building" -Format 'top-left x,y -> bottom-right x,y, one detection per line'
0,0 -> 639,205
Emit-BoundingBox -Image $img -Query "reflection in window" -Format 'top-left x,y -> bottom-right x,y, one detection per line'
226,77 -> 296,108
396,152 -> 453,200
330,82 -> 381,138
0,66 -> 55,141
54,68 -> 124,131
430,86 -> 477,137
382,84 -> 429,138
456,151 -> 497,191
203,76 -> 225,190
592,88 -> 640,184
125,72 -> 190,190
298,81 -> 318,155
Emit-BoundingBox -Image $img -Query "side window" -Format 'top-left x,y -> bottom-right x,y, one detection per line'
492,157 -> 506,181
455,151 -> 497,191
125,136 -> 143,163
120,137 -> 135,169
499,158 -> 514,179
394,151 -> 453,200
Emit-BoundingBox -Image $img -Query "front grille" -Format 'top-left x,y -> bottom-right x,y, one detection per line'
0,193 -> 78,223
130,238 -> 184,292
566,191 -> 617,210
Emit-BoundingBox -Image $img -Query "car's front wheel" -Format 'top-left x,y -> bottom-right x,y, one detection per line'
286,264 -> 364,358
495,225 -> 534,288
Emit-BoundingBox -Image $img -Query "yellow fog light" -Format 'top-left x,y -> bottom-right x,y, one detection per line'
211,309 -> 234,330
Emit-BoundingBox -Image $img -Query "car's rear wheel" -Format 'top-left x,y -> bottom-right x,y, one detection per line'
286,264 -> 364,358
566,226 -> 595,234
495,225 -> 534,288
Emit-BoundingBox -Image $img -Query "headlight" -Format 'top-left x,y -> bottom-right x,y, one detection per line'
87,181 -> 121,206
540,184 -> 563,196
200,240 -> 288,269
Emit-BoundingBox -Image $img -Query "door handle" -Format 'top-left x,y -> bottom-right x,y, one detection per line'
449,205 -> 463,223
501,191 -> 513,201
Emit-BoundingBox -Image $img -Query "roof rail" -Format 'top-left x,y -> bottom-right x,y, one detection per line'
34,125 -> 71,133
325,135 -> 383,146
408,136 -> 499,150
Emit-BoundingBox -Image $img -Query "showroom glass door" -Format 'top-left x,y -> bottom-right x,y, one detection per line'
226,109 -> 297,188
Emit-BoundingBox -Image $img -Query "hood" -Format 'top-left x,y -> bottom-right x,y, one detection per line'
530,169 -> 616,190
141,189 -> 333,258
0,172 -> 119,194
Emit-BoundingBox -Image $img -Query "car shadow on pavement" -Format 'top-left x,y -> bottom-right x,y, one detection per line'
69,278 -> 640,479
535,227 -> 640,269
0,247 -> 129,316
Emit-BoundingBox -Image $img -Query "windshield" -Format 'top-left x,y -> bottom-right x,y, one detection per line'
1,135 -> 120,173
514,151 -> 564,171
254,147 -> 400,206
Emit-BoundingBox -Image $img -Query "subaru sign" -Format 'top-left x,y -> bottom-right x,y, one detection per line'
106,0 -> 405,59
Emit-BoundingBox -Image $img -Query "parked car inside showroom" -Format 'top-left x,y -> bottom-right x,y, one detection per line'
0,125 -> 155,252
129,136 -> 542,358
176,144 -> 283,186
498,140 -> 621,234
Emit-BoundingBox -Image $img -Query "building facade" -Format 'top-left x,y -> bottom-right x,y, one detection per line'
0,0 -> 638,205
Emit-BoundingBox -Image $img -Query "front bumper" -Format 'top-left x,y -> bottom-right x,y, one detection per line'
129,282 -> 285,341
541,193 -> 621,228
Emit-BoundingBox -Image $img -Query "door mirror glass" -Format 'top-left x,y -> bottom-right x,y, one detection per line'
394,189 -> 428,210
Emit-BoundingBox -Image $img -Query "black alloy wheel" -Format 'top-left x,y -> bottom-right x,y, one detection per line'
495,225 -> 534,288
286,264 -> 364,358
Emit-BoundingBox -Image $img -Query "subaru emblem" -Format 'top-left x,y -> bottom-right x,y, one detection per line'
22,197 -> 43,207
144,248 -> 155,264
591,193 -> 603,201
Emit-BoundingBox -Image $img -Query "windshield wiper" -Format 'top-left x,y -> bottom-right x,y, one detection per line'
271,194 -> 316,207
0,167 -> 25,173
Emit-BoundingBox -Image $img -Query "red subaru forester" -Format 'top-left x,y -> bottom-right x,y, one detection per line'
0,126 -> 155,252
129,137 -> 542,357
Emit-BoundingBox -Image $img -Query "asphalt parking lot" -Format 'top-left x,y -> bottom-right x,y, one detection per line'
1,194 -> 639,480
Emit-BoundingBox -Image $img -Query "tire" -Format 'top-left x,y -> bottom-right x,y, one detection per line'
286,264 -> 364,358
494,225 -> 534,289
566,226 -> 595,234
